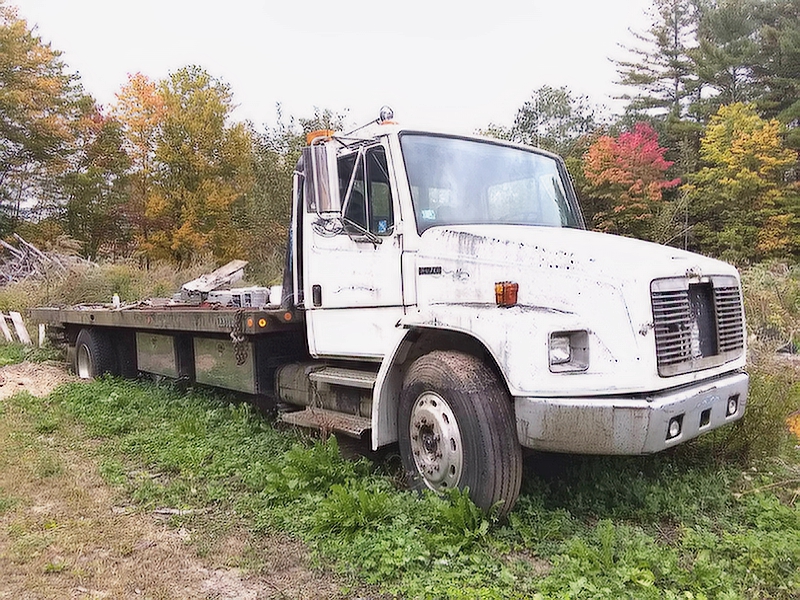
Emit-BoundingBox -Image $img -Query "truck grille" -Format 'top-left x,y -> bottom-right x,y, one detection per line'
651,276 -> 744,376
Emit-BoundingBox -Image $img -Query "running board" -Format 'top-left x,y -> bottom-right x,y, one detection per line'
279,407 -> 372,438
308,367 -> 377,389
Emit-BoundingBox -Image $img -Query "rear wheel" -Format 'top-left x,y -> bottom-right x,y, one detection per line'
74,328 -> 118,379
398,350 -> 522,517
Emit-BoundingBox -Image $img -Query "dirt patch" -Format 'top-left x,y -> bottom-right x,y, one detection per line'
0,361 -> 75,399
0,362 -> 354,599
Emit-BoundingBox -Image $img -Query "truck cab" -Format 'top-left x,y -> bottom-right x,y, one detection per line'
285,110 -> 748,513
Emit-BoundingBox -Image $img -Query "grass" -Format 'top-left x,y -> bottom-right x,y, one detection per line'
0,374 -> 791,599
0,341 -> 63,366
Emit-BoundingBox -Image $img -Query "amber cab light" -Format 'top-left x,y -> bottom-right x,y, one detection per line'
305,129 -> 335,145
495,281 -> 519,307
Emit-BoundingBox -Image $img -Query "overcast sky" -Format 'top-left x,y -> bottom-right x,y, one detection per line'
13,0 -> 653,134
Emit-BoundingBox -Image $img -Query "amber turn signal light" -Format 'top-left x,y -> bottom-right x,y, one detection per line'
495,281 -> 519,307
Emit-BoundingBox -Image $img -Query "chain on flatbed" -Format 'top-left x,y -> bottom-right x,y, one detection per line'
230,309 -> 248,365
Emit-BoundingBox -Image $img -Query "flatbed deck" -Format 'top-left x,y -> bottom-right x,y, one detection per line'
31,304 -> 302,337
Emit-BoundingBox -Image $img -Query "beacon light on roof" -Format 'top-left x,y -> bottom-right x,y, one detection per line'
379,105 -> 396,124
306,129 -> 335,145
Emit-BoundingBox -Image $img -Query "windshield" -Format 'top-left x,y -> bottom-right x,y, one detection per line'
400,134 -> 584,234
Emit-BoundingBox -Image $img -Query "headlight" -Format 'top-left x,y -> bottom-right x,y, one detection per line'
549,330 -> 589,372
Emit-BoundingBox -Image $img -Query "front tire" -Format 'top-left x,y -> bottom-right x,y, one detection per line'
74,328 -> 118,379
398,350 -> 522,517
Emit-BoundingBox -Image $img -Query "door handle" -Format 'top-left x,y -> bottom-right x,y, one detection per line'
312,284 -> 322,307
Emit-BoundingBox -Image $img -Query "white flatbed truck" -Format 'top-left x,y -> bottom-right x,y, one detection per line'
32,109 -> 749,516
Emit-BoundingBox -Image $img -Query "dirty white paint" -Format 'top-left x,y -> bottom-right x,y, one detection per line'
288,127 -> 748,453
404,225 -> 745,397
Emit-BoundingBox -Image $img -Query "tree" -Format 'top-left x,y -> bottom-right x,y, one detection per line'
751,0 -> 800,149
507,85 -> 598,156
616,0 -> 700,120
62,102 -> 131,259
583,122 -> 681,239
615,0 -> 705,186
0,2 -> 85,235
684,102 -> 798,262
112,72 -> 165,259
118,66 -> 253,265
692,0 -> 760,118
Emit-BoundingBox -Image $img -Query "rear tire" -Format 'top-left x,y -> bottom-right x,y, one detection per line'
398,350 -> 522,517
74,328 -> 118,379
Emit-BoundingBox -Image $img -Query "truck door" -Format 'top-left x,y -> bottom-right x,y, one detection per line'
301,141 -> 405,359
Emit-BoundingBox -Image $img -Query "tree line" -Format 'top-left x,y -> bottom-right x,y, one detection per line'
489,0 -> 799,264
1,0 -> 798,272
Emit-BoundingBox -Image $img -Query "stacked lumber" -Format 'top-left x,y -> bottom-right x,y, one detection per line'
0,234 -> 94,286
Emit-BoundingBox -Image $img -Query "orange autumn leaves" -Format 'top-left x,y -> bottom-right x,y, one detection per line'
583,122 -> 680,239
112,69 -> 252,265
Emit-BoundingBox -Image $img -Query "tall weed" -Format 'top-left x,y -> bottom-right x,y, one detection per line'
704,367 -> 800,459
0,258 -> 216,311
742,262 -> 800,354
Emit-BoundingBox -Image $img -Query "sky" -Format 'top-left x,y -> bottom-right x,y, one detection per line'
12,0 -> 654,134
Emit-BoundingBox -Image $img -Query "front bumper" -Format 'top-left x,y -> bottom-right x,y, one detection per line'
515,371 -> 749,454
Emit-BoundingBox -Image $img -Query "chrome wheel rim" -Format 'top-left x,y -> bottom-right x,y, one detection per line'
76,345 -> 92,379
409,391 -> 463,490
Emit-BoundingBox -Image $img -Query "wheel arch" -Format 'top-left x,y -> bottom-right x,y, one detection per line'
371,326 -> 511,450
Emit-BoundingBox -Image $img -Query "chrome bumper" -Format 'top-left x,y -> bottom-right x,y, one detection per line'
515,371 -> 749,454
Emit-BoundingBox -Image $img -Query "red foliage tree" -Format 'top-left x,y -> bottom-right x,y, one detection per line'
583,122 -> 680,239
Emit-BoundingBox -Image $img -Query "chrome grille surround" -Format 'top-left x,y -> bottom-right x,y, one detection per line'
651,275 -> 745,376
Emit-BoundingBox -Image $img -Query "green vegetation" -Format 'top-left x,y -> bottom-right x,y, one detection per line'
0,352 -> 793,599
0,259 -> 214,312
0,341 -> 61,365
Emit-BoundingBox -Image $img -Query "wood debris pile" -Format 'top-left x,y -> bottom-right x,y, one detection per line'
0,234 -> 94,286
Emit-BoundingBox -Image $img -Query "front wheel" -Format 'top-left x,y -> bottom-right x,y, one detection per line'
398,350 -> 522,517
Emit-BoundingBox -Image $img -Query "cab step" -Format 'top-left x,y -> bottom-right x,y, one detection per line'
308,366 -> 377,389
279,407 -> 372,438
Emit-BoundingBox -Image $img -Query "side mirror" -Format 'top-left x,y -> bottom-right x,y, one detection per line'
302,144 -> 341,214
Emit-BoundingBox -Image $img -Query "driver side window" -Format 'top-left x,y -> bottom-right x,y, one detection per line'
338,146 -> 394,236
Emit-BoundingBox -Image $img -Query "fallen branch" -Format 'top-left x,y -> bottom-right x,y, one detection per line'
734,479 -> 800,498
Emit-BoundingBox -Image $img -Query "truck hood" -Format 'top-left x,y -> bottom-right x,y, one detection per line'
417,225 -> 735,283
408,225 -> 744,397
413,224 -> 739,314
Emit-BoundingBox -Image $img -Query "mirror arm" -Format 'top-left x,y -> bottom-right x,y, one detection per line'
341,216 -> 383,246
